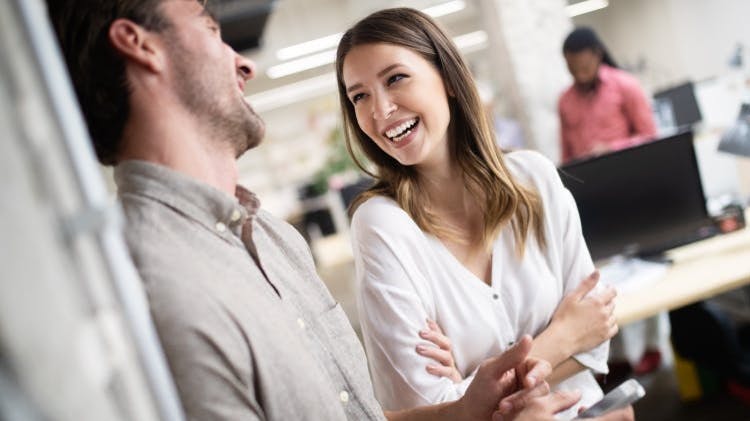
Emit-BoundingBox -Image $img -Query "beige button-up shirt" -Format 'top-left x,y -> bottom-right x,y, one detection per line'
115,160 -> 384,420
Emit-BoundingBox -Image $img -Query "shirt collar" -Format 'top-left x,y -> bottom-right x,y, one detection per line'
114,160 -> 259,235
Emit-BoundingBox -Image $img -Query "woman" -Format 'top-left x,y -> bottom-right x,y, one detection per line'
335,8 -> 620,418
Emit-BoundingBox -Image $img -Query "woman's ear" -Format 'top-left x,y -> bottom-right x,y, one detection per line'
446,82 -> 456,98
108,18 -> 165,73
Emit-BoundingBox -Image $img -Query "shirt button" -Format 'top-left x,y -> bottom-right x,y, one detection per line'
230,209 -> 242,222
508,341 -> 515,346
339,391 -> 349,403
492,293 -> 499,300
297,318 -> 305,329
215,222 -> 227,233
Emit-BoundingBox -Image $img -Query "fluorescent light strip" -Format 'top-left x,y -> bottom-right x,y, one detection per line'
565,0 -> 609,17
452,30 -> 488,50
267,49 -> 337,79
249,73 -> 337,112
422,0 -> 466,18
266,29 -> 487,80
274,0 -> 467,61
276,33 -> 342,61
252,30 -> 488,112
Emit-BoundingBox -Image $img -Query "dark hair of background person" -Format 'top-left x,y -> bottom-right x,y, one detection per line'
334,7 -> 545,254
562,26 -> 619,69
46,0 -> 172,165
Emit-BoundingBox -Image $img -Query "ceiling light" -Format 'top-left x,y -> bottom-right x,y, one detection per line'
276,33 -> 343,61
273,0 -> 468,62
267,49 -> 337,79
253,29 -> 488,111
422,0 -> 466,18
566,0 -> 609,17
452,30 -> 487,51
248,73 -> 337,112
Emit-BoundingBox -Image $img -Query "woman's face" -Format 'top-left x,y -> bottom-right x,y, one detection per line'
342,43 -> 452,170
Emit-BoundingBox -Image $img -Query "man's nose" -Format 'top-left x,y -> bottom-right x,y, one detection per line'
236,53 -> 256,81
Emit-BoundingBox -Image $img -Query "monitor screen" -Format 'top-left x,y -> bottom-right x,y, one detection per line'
653,82 -> 703,130
559,131 -> 713,261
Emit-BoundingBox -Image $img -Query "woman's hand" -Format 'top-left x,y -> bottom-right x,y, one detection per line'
416,318 -> 463,383
548,271 -> 618,356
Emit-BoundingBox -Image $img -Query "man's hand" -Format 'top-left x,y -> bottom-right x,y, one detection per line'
494,388 -> 582,421
455,335 -> 552,420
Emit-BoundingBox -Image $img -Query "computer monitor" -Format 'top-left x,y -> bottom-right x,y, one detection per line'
559,131 -> 714,261
653,82 -> 703,130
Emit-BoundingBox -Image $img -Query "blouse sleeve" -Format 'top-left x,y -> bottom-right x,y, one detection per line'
350,199 -> 474,411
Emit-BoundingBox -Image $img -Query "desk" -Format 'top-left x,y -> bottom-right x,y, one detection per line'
615,222 -> 750,325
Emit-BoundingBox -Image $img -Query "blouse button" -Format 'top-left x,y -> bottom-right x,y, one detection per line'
230,209 -> 242,222
492,293 -> 499,300
297,318 -> 306,329
215,222 -> 227,233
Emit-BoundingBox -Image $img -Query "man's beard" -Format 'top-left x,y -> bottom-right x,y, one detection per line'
168,47 -> 265,157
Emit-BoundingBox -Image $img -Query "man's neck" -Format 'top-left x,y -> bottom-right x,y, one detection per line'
119,104 -> 239,196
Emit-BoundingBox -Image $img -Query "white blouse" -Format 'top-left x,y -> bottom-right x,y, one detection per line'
350,150 -> 608,418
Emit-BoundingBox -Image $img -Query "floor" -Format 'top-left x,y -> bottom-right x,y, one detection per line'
633,366 -> 749,421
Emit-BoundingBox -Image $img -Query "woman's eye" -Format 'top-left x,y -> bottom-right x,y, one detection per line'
387,74 -> 407,85
351,93 -> 365,104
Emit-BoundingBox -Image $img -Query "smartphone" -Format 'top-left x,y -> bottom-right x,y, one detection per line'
575,379 -> 645,418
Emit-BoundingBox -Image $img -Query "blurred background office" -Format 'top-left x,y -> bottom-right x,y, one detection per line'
3,0 -> 750,420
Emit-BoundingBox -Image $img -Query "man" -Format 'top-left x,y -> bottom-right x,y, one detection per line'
47,1 -> 585,419
558,27 -> 657,163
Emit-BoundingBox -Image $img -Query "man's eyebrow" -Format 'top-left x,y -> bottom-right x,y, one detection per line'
346,63 -> 404,93
199,6 -> 220,25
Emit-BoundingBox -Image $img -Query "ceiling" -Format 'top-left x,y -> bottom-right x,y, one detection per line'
236,0 -> 481,102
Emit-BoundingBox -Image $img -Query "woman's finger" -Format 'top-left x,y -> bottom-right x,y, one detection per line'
416,345 -> 454,366
426,318 -> 445,335
571,271 -> 600,301
419,328 -> 452,350
426,364 -> 455,378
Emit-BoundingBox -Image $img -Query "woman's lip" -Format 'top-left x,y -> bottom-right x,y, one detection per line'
389,119 -> 418,149
381,117 -> 419,138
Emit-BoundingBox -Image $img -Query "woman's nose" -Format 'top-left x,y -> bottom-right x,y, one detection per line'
372,92 -> 396,120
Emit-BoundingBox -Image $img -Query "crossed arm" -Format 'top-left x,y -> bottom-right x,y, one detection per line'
418,270 -> 618,387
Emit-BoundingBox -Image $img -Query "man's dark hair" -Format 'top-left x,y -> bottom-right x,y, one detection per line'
46,0 -> 171,165
562,26 -> 618,69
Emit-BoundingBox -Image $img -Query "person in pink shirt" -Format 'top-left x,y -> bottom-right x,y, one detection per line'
558,27 -> 666,382
558,27 -> 657,164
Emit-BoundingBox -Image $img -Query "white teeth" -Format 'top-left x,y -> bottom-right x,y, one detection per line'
385,118 -> 418,140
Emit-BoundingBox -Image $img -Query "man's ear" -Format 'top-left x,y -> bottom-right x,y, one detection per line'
108,18 -> 165,73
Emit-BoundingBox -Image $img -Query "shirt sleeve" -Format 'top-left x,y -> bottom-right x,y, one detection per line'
350,200 -> 474,411
555,177 -> 610,375
609,76 -> 658,151
146,275 -> 265,421
558,95 -> 574,164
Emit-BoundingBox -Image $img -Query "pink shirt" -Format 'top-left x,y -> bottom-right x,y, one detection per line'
558,65 -> 657,163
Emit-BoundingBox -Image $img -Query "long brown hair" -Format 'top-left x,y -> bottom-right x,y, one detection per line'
335,7 -> 545,254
